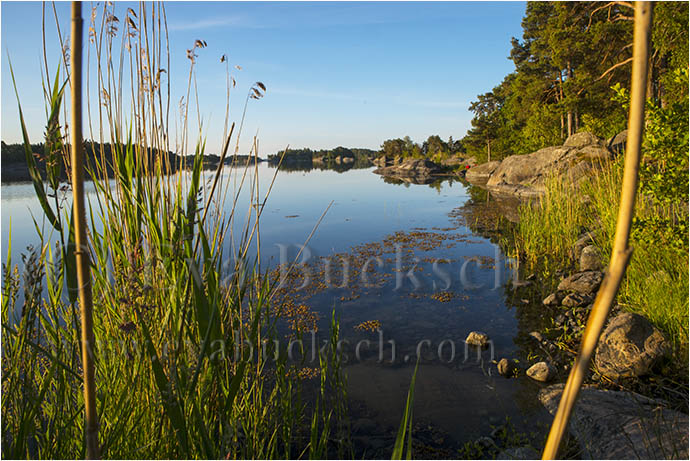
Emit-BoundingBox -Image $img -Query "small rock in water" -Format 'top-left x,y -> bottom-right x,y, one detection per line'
557,270 -> 604,294
595,312 -> 668,379
497,358 -> 516,378
542,292 -> 562,306
528,331 -> 543,343
512,279 -> 532,289
580,244 -> 604,271
526,361 -> 557,382
466,331 -> 490,347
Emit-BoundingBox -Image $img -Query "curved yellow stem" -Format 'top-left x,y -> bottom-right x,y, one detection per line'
541,2 -> 654,459
70,1 -> 100,458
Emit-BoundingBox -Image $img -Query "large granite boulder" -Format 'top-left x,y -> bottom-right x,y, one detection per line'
465,161 -> 501,183
539,384 -> 688,459
595,312 -> 668,379
468,132 -> 614,198
607,129 -> 627,155
441,155 -> 466,167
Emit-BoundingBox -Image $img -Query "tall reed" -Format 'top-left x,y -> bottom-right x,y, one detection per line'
510,173 -> 589,270
2,2 -> 347,458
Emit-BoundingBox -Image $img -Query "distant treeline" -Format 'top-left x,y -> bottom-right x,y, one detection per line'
267,146 -> 377,170
379,135 -> 465,163
1,140 -> 258,182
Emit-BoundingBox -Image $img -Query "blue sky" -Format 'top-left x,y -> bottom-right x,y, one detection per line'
1,1 -> 525,155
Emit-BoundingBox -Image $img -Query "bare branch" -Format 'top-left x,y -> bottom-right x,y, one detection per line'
587,1 -> 633,29
597,57 -> 634,81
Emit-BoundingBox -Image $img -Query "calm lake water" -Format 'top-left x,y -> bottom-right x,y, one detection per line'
1,163 -> 550,454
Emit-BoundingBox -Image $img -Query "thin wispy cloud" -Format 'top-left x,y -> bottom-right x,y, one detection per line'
167,3 -> 410,33
168,15 -> 255,31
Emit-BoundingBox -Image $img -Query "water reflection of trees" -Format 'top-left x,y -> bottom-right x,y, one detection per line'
448,183 -> 560,381
380,175 -> 460,192
271,159 -> 373,174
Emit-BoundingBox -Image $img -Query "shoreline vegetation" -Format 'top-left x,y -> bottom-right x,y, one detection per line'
448,2 -> 689,457
457,0 -> 689,384
0,140 -> 263,183
2,3 -> 350,458
1,1 -> 688,459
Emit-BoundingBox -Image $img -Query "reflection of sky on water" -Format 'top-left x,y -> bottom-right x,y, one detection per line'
1,164 -> 550,448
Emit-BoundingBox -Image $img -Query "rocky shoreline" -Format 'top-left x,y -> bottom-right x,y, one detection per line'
464,131 -> 627,199
457,230 -> 687,459
371,155 -> 475,185
451,162 -> 687,459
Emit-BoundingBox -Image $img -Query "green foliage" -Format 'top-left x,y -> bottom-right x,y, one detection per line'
378,135 -> 463,162
266,146 -> 377,171
611,68 -> 689,206
391,359 -> 419,460
510,173 -> 588,268
513,154 -> 689,354
640,69 -> 689,204
582,158 -> 688,350
460,1 -> 688,160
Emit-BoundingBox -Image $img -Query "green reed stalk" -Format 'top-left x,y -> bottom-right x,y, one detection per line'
2,3 -> 348,459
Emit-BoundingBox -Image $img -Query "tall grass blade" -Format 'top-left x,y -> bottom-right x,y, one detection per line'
8,58 -> 61,231
392,358 -> 420,460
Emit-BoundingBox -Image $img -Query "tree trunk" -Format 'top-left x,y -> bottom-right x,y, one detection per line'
659,54 -> 668,108
487,139 -> 491,162
646,53 -> 654,102
558,71 -> 565,140
567,62 -> 574,136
